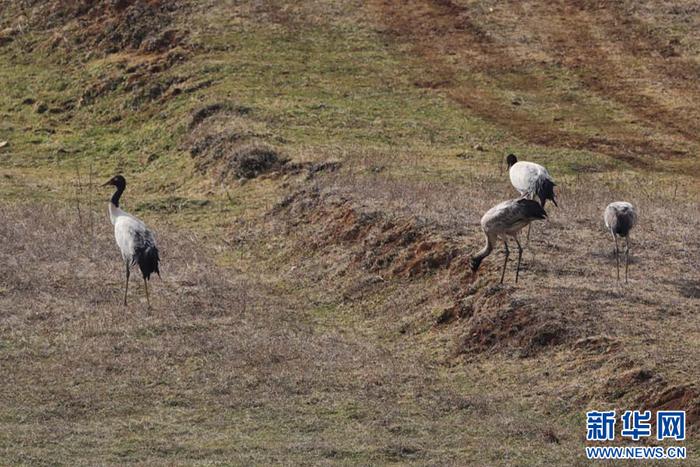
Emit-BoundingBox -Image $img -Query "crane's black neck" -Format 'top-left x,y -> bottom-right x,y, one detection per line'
111,185 -> 125,207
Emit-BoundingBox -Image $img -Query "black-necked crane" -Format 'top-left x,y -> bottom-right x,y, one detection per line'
505,153 -> 557,243
470,198 -> 547,283
505,154 -> 558,207
103,175 -> 160,307
604,201 -> 637,283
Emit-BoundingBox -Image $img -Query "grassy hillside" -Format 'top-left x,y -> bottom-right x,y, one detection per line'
1,0 -> 698,464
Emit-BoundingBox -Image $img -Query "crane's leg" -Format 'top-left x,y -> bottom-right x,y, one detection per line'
525,192 -> 535,246
500,240 -> 510,284
526,223 -> 532,246
612,231 -> 620,281
123,261 -> 130,306
514,237 -> 524,283
624,236 -> 630,284
144,277 -> 151,310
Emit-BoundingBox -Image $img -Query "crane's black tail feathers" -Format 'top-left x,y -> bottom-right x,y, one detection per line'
134,245 -> 160,280
612,212 -> 635,237
536,178 -> 558,208
516,198 -> 548,220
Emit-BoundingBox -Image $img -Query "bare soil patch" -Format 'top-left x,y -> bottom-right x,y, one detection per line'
18,0 -> 188,55
272,186 -> 574,356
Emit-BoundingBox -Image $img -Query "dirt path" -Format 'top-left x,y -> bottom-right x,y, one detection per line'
368,0 -> 699,169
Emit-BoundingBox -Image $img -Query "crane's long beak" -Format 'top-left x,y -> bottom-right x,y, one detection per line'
101,180 -> 113,187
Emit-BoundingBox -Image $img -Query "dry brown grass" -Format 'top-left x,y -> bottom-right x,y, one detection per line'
1,202 -> 596,464
268,158 -> 700,422
2,0 -> 699,463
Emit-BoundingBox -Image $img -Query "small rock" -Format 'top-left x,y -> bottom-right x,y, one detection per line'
473,143 -> 484,151
0,141 -> 8,149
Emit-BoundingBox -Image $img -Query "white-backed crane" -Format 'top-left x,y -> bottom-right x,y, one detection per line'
505,154 -> 558,208
505,153 -> 557,243
103,175 -> 160,307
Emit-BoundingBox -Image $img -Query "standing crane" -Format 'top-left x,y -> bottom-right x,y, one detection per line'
604,201 -> 637,283
505,154 -> 558,207
470,198 -> 547,283
103,175 -> 160,307
505,153 -> 557,243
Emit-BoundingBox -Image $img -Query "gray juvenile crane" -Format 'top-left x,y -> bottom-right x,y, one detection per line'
505,153 -> 557,243
604,201 -> 637,283
470,198 -> 547,283
103,175 -> 160,307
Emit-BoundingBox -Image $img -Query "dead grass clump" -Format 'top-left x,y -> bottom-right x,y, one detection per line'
642,385 -> 700,428
192,137 -> 288,181
0,27 -> 17,46
23,0 -> 188,55
604,367 -> 659,400
275,188 -> 464,279
455,287 -> 569,355
79,75 -> 124,106
72,47 -> 191,108
140,28 -> 185,53
305,160 -> 342,180
572,335 -> 620,354
127,74 -> 188,108
189,102 -> 252,130
187,102 -> 294,181
229,145 -> 288,180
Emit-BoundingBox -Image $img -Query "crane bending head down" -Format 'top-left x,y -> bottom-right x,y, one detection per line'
470,198 -> 547,284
